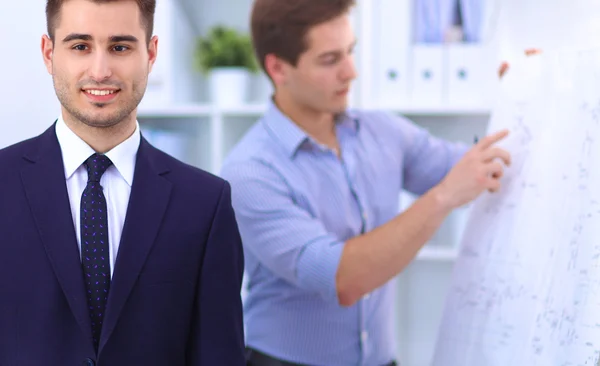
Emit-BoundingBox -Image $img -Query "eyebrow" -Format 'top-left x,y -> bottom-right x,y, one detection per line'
317,40 -> 358,60
62,33 -> 92,43
61,33 -> 139,43
109,35 -> 139,43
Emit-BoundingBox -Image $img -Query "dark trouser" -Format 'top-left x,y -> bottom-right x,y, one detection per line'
245,347 -> 397,366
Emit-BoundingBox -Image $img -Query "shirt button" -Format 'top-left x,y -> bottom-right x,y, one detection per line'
361,331 -> 369,342
364,293 -> 370,300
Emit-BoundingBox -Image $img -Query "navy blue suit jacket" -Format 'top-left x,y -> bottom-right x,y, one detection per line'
0,124 -> 245,365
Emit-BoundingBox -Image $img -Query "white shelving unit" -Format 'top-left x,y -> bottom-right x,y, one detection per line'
138,1 -> 499,365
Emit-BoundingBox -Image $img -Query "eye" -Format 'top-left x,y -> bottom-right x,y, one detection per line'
72,44 -> 88,51
323,56 -> 339,65
113,45 -> 129,52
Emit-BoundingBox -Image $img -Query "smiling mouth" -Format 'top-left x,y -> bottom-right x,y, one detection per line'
83,89 -> 119,96
81,88 -> 121,104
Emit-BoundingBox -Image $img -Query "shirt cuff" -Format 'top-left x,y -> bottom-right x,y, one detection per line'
295,236 -> 345,303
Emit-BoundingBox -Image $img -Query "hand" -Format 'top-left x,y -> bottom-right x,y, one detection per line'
435,129 -> 512,209
498,48 -> 543,78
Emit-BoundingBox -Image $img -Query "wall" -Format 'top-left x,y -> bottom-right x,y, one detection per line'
0,4 -> 60,149
489,0 -> 600,60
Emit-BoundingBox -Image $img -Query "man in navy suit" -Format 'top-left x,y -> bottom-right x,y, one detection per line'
0,0 -> 245,365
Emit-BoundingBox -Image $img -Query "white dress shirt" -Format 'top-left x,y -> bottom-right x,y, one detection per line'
55,117 -> 141,276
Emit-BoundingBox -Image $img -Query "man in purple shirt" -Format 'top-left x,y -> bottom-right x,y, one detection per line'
220,0 -> 511,365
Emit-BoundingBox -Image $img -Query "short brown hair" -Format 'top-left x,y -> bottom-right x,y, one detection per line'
46,0 -> 156,43
250,0 -> 355,74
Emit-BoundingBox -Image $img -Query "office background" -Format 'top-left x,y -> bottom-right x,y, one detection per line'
2,0 -> 599,365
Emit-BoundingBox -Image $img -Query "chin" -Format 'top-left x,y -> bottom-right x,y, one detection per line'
81,118 -> 123,129
73,108 -> 132,129
330,101 -> 349,114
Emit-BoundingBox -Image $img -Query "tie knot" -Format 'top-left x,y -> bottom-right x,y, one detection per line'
84,153 -> 113,183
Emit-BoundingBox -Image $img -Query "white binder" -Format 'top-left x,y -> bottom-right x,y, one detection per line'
373,0 -> 412,109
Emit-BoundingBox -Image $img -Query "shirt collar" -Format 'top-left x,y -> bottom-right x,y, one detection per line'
337,110 -> 360,134
55,116 -> 141,186
262,99 -> 360,158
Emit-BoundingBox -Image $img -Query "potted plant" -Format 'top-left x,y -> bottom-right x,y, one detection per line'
195,25 -> 259,106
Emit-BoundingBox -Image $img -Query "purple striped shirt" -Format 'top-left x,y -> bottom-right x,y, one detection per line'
221,101 -> 467,365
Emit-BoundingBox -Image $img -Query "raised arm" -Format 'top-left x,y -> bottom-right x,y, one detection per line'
336,128 -> 511,306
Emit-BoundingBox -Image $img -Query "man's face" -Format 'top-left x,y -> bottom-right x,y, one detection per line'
41,0 -> 157,128
280,13 -> 357,115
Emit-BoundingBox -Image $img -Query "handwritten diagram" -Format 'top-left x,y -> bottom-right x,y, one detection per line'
432,49 -> 600,366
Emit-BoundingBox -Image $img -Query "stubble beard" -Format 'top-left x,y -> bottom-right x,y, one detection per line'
53,74 -> 146,129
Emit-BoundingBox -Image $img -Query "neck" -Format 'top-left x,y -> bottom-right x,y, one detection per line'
273,93 -> 338,149
62,109 -> 137,153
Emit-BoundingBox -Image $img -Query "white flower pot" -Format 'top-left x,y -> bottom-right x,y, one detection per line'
208,67 -> 250,107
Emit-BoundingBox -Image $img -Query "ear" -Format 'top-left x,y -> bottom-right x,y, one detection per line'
147,35 -> 158,73
264,53 -> 289,87
41,35 -> 54,75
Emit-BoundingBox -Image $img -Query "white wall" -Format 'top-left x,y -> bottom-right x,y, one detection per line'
0,4 -> 60,149
182,0 -> 253,34
489,0 -> 600,60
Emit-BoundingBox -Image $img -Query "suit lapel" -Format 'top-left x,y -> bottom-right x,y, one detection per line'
99,139 -> 172,352
19,125 -> 94,345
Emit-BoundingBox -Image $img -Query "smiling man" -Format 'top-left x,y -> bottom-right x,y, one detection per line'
0,1 -> 245,365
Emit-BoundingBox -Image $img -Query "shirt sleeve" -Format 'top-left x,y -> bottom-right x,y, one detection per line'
221,159 -> 344,304
392,114 -> 469,195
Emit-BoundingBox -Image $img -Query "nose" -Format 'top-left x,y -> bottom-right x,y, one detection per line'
340,55 -> 358,82
88,51 -> 112,82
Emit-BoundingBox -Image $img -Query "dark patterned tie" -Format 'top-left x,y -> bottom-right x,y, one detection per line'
81,153 -> 113,350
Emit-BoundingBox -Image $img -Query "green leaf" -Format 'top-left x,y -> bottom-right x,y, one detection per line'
194,25 -> 259,75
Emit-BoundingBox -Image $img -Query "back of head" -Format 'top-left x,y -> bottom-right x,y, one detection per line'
45,0 -> 156,43
250,0 -> 355,75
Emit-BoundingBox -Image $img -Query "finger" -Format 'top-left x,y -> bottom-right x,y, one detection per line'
477,129 -> 510,150
487,177 -> 501,193
525,48 -> 542,56
498,62 -> 509,78
487,161 -> 505,179
483,147 -> 511,166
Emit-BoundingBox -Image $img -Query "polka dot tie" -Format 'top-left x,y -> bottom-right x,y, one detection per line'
80,153 -> 113,351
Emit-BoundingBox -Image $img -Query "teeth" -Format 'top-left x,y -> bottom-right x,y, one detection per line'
86,90 -> 116,96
